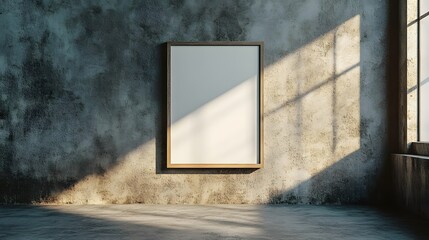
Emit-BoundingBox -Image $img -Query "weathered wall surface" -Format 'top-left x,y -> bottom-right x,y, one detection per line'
0,0 -> 388,204
406,0 -> 418,146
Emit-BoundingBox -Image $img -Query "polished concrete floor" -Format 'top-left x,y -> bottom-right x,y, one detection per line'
0,205 -> 428,239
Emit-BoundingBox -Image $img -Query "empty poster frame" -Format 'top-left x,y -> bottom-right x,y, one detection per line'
167,42 -> 264,168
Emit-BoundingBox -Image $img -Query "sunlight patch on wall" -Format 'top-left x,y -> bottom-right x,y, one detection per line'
54,139 -> 159,204
53,138 -> 251,204
406,0 -> 418,143
264,15 -> 361,198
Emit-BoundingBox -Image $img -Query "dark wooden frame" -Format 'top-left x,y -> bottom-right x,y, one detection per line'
166,41 -> 264,168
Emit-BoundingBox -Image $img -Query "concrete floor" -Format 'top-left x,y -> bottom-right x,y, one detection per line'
0,205 -> 428,239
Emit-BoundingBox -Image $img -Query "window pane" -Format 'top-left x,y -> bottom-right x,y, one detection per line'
422,0 -> 429,14
420,0 -> 429,140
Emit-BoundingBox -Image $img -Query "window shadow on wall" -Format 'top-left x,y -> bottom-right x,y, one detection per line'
0,0 -> 392,204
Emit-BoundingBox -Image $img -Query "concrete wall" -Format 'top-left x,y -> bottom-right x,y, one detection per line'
407,0 -> 418,147
0,0 -> 389,204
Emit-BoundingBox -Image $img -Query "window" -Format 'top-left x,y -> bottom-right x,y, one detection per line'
419,0 -> 429,140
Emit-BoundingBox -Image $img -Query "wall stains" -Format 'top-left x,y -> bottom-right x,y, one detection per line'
0,0 -> 389,204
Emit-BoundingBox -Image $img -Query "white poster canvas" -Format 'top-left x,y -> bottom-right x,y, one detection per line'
167,42 -> 263,168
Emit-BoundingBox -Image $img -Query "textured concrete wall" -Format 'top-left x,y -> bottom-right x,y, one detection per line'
407,0 -> 418,146
0,0 -> 388,204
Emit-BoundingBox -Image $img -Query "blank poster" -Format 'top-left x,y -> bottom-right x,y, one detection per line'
167,43 -> 263,168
